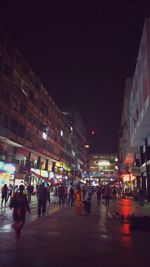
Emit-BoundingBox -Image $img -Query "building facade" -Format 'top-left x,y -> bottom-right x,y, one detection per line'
0,28 -> 87,189
85,154 -> 118,186
118,17 -> 150,200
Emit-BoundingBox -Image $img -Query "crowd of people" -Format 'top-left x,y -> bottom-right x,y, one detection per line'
0,182 -> 146,238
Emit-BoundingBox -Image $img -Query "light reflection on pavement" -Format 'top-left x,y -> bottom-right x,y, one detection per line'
1,197 -> 150,267
0,195 -> 61,232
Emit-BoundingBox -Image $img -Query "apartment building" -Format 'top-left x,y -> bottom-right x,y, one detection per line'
0,28 -> 87,189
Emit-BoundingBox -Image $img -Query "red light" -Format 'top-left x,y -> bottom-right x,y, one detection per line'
91,130 -> 95,135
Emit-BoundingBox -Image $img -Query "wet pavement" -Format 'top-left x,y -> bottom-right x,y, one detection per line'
0,197 -> 150,267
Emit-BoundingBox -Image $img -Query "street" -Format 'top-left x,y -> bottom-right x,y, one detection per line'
0,197 -> 150,267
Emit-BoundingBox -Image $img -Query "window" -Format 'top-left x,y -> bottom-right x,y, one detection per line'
39,121 -> 44,131
42,140 -> 46,149
4,114 -> 9,128
20,104 -> 27,115
47,144 -> 52,152
18,124 -> 25,138
0,112 -> 9,129
26,130 -> 32,142
11,119 -> 18,133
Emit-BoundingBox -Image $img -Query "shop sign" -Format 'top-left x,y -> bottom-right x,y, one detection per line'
49,172 -> 54,178
0,161 -> 5,170
56,162 -> 63,168
4,163 -> 16,174
0,161 -> 16,174
48,163 -> 52,171
31,168 -> 41,176
41,170 -> 48,178
121,174 -> 136,182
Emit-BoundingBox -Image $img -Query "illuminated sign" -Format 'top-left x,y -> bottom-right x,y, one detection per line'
48,163 -> 52,171
3,163 -> 16,174
42,132 -> 47,140
0,161 -> 5,170
60,130 -> 64,137
49,172 -> 54,178
41,170 -> 48,178
98,161 -> 110,166
122,174 -> 136,182
31,168 -> 41,175
56,162 -> 63,168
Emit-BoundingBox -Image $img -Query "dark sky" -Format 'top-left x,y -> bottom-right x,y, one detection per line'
1,1 -> 150,154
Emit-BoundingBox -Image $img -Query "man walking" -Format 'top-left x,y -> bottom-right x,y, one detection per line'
1,184 -> 8,207
37,183 -> 47,217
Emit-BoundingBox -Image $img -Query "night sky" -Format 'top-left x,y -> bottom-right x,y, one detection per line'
1,1 -> 150,154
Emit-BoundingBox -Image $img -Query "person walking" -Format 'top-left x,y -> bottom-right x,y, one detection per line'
82,198 -> 91,216
104,185 -> 111,210
82,186 -> 86,200
138,187 -> 144,206
10,184 -> 30,238
58,184 -> 65,205
47,184 -> 51,204
7,184 -> 13,202
74,186 -> 82,216
96,187 -> 102,206
37,182 -> 48,217
68,186 -> 74,206
112,186 -> 117,202
27,184 -> 33,203
1,184 -> 8,207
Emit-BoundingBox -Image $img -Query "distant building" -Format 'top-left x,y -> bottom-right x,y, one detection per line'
86,154 -> 118,185
62,110 -> 87,178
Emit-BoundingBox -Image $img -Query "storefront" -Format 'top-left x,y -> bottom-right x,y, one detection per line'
0,161 -> 16,191
121,173 -> 136,195
31,168 -> 49,185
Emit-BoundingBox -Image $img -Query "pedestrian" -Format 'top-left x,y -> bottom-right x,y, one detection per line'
47,184 -> 51,204
138,187 -> 144,206
64,186 -> 68,204
82,186 -> 86,200
37,182 -> 48,217
87,187 -> 92,200
1,184 -> 8,207
112,186 -> 117,202
7,184 -> 13,202
74,186 -> 82,216
82,198 -> 91,215
27,183 -> 33,203
68,186 -> 74,206
10,184 -> 30,238
97,187 -> 101,206
104,185 -> 111,210
58,184 -> 65,205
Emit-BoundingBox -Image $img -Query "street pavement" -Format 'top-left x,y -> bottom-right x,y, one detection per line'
0,196 -> 150,267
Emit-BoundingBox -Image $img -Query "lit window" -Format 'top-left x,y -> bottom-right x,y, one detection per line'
60,130 -> 64,137
42,132 -> 47,140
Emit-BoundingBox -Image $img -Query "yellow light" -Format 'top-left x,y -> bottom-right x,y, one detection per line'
85,144 -> 90,148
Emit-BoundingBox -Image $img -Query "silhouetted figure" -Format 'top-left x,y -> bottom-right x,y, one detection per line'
10,185 -> 30,238
37,183 -> 47,217
1,184 -> 8,207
